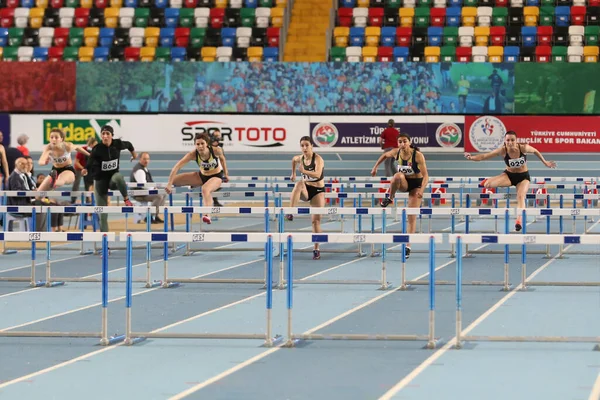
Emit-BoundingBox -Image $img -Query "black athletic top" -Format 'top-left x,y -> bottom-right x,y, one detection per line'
302,153 -> 324,182
396,148 -> 421,176
504,144 -> 527,168
88,139 -> 134,180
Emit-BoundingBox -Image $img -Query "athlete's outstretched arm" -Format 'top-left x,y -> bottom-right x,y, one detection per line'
371,149 -> 398,176
464,147 -> 502,161
166,151 -> 195,190
67,142 -> 90,157
524,144 -> 556,168
38,145 -> 53,166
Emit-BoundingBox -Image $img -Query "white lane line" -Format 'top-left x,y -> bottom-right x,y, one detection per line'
0,255 -> 87,274
588,371 -> 600,400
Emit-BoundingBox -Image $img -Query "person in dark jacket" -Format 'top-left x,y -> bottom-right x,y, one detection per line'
84,125 -> 137,232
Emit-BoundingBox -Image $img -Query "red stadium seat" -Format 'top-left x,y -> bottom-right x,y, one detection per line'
377,45 -> 392,61
368,8 -> 383,26
124,46 -> 140,61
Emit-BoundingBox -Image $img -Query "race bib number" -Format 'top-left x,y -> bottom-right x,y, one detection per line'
192,233 -> 205,242
353,234 -> 366,243
101,159 -> 119,171
508,157 -> 526,168
398,166 -> 415,175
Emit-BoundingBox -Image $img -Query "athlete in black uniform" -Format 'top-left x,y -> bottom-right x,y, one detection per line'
165,132 -> 229,225
371,132 -> 429,259
85,125 -> 137,232
465,130 -> 556,231
287,136 -> 325,260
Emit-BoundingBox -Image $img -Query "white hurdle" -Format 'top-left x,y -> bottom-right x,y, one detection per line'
282,233 -> 444,349
451,234 -> 600,350
0,232 -> 123,346
120,232 -> 283,347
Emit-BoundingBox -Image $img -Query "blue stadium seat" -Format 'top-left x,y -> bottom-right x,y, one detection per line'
555,6 -> 570,27
349,26 -> 364,46
381,26 -> 396,46
94,46 -> 109,61
428,27 -> 443,46
33,46 -> 48,61
164,8 -> 179,28
446,8 -> 462,27
21,0 -> 35,7
171,46 -> 186,61
160,27 -> 175,47
221,27 -> 236,46
124,0 -> 138,7
154,0 -> 168,7
244,0 -> 258,8
522,26 -> 537,46
0,28 -> 8,47
263,46 -> 278,61
504,46 -> 519,62
99,28 -> 114,47
340,0 -> 355,7
393,46 -> 409,61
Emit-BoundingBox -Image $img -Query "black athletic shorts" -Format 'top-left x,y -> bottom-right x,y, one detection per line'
306,184 -> 325,201
52,165 -> 76,176
406,178 -> 423,192
503,170 -> 531,187
199,170 -> 225,185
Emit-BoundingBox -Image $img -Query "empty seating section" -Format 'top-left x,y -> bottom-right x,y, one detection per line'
0,0 -> 286,61
330,0 -> 600,62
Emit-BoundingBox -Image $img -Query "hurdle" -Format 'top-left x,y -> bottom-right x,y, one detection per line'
452,235 -> 600,350
283,233 -> 443,349
120,229 -> 273,288
0,233 -> 124,345
122,233 -> 282,347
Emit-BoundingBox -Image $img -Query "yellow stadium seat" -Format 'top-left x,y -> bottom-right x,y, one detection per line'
78,46 -> 94,61
399,8 -> 414,27
140,46 -> 155,61
334,28 -> 349,47
80,0 -> 93,7
104,7 -> 119,28
215,0 -> 227,7
488,46 -> 504,62
0,47 -> 3,61
365,26 -> 380,47
362,46 -> 377,62
584,46 -> 599,62
275,0 -> 286,7
271,7 -> 284,27
461,7 -> 477,27
110,0 -> 122,7
474,26 -> 490,46
36,0 -> 48,7
248,46 -> 263,58
357,0 -> 369,6
425,46 -> 440,62
29,8 -> 45,28
201,46 -> 217,59
523,6 -> 539,26
84,27 -> 100,47
145,27 -> 160,47
203,57 -> 216,62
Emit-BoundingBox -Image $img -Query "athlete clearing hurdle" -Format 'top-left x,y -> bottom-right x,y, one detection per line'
464,130 -> 557,232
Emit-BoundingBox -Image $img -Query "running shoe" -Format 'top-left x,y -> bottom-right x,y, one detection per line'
380,198 -> 393,208
202,215 -> 212,224
313,249 -> 321,260
405,246 -> 411,260
124,199 -> 133,207
285,214 -> 294,221
515,219 -> 522,232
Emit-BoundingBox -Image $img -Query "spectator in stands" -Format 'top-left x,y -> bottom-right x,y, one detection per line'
24,157 -> 36,190
379,119 -> 400,178
7,157 -> 33,209
130,152 -> 165,224
16,134 -> 30,157
36,173 -> 46,188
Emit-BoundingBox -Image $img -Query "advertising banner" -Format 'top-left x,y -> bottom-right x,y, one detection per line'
465,115 -> 600,153
11,114 -> 306,153
309,116 -> 465,153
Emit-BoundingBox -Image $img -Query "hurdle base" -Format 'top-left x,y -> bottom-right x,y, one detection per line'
399,284 -> 416,291
289,279 -> 385,286
145,280 -> 163,288
79,250 -> 94,255
2,249 -> 18,255
290,333 -> 432,341
405,280 -> 508,287
162,278 -> 266,285
594,344 -> 600,351
31,280 -> 47,288
162,281 -> 182,289
283,338 -> 306,348
99,334 -> 126,346
129,332 -> 269,340
517,286 -> 535,292
467,250 -> 548,256
45,281 -> 66,288
356,252 -> 367,258
461,335 -> 600,344
453,341 -> 477,350
370,252 -> 381,258
378,282 -> 393,291
424,338 -> 444,350
261,335 -> 284,348
527,281 -> 600,287
124,337 -> 148,346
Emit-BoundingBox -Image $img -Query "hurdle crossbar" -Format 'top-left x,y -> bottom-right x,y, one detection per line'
0,234 -> 124,345
283,235 -> 441,349
452,236 -> 600,350
123,235 -> 282,347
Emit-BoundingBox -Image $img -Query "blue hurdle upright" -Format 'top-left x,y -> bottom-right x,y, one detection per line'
0,232 -> 124,345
